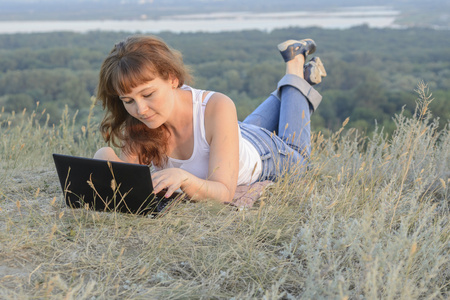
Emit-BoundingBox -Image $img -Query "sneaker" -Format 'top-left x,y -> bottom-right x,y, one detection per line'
304,57 -> 327,85
277,39 -> 316,62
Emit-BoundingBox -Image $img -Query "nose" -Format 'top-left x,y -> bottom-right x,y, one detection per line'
136,99 -> 149,116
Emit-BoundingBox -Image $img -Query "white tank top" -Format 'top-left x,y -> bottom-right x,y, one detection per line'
155,86 -> 262,185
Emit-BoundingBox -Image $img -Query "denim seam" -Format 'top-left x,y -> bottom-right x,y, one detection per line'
240,125 -> 273,180
241,127 -> 270,159
259,128 -> 290,156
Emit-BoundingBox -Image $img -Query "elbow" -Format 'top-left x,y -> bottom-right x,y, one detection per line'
224,185 -> 236,204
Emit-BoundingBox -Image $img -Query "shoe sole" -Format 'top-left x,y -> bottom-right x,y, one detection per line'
277,39 -> 315,52
311,57 -> 327,77
305,57 -> 327,85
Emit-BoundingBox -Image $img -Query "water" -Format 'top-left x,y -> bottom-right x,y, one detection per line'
0,6 -> 401,34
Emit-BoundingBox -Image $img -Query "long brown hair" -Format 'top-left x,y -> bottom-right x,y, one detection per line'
97,35 -> 191,166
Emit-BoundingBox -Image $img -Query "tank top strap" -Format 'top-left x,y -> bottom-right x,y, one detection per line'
190,88 -> 199,138
202,91 -> 215,107
199,91 -> 214,143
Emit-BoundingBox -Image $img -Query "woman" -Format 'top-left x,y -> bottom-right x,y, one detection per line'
94,35 -> 326,204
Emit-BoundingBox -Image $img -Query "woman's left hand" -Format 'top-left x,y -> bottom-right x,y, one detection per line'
151,168 -> 190,198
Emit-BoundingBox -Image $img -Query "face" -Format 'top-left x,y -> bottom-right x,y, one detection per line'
118,76 -> 178,128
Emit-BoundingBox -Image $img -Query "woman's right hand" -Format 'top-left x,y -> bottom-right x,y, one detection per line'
152,168 -> 190,198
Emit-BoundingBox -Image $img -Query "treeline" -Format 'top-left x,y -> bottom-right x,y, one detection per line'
0,26 -> 449,134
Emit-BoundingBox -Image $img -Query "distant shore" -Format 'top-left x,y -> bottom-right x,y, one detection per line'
0,7 -> 402,34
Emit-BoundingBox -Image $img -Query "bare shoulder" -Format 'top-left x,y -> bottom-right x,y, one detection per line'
204,92 -> 237,116
203,92 -> 238,143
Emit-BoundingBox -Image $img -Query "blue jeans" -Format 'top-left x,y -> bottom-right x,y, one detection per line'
239,74 -> 322,181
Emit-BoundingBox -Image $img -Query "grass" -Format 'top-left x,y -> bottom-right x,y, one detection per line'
0,83 -> 448,299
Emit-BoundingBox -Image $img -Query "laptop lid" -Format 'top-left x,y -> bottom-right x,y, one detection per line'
53,153 -> 173,215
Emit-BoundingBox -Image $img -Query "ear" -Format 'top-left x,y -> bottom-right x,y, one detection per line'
169,76 -> 179,88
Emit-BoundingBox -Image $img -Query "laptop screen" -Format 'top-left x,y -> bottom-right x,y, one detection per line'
53,153 -> 171,215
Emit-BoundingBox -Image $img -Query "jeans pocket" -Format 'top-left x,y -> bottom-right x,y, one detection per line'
259,128 -> 290,156
240,123 -> 272,160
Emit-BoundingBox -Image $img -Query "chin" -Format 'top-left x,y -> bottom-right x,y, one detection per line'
143,120 -> 164,129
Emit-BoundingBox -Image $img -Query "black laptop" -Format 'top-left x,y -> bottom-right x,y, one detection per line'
53,153 -> 182,215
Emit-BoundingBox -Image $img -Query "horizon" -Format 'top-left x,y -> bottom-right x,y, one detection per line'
0,0 -> 449,32
0,7 -> 405,35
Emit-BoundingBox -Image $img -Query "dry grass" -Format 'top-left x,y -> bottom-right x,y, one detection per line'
0,84 -> 448,299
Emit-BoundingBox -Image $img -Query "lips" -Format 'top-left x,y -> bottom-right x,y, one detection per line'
140,114 -> 155,122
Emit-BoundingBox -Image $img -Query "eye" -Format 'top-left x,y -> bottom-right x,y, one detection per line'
121,98 -> 134,105
143,92 -> 153,98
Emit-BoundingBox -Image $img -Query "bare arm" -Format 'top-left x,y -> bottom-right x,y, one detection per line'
119,150 -> 139,164
93,145 -> 140,164
152,93 -> 239,203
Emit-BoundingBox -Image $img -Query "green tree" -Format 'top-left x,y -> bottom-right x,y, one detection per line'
5,93 -> 35,112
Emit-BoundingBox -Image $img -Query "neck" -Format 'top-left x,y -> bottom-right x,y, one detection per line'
164,88 -> 192,136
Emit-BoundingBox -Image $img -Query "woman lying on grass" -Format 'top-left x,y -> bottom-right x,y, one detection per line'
94,35 -> 326,204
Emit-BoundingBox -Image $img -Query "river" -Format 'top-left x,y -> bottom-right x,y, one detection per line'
0,6 -> 402,34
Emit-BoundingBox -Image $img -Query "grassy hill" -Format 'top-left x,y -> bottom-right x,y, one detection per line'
0,83 -> 448,298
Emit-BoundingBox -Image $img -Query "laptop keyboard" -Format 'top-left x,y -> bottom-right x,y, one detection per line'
156,198 -> 172,212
